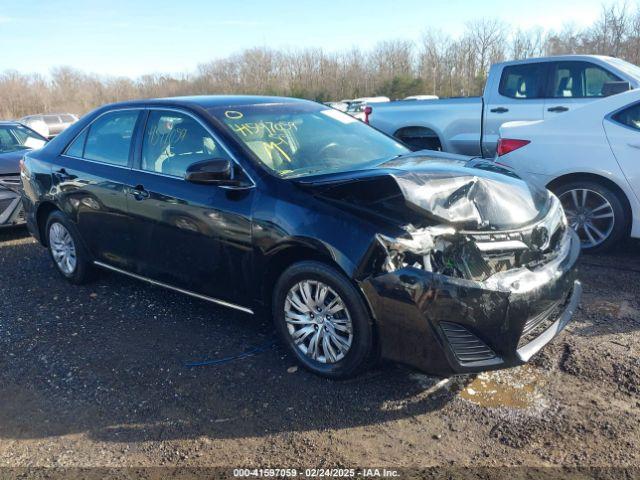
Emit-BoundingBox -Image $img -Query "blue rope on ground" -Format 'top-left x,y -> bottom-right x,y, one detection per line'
185,338 -> 277,368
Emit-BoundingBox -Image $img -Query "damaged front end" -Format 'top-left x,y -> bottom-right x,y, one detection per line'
334,159 -> 581,375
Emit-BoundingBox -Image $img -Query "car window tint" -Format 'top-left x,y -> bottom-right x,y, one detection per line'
551,62 -> 621,98
612,103 -> 640,131
65,129 -> 88,157
60,114 -> 75,122
141,110 -> 227,177
43,115 -> 60,124
499,63 -> 544,99
84,110 -> 139,166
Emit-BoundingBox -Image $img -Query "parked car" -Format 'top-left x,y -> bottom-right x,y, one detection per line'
20,113 -> 79,138
346,97 -> 390,120
21,96 -> 580,378
368,55 -> 640,156
0,122 -> 47,227
403,95 -> 439,101
323,101 -> 349,112
497,88 -> 640,253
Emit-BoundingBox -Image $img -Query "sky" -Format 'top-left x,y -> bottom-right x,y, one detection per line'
0,0 -> 612,78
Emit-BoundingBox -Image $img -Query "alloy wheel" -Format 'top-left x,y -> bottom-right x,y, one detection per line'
559,188 -> 615,249
284,280 -> 353,364
49,222 -> 77,275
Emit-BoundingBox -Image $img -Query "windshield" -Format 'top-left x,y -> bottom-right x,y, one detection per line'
0,124 -> 47,153
209,103 -> 409,178
608,57 -> 640,82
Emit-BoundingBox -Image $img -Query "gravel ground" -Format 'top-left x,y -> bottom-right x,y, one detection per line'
0,226 -> 639,476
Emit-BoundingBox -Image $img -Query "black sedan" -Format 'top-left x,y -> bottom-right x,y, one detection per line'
0,122 -> 47,228
20,96 -> 581,378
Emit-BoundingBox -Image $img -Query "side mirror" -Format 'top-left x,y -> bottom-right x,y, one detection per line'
602,81 -> 631,97
185,158 -> 235,185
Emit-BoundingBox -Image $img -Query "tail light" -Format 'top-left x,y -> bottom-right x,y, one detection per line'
497,138 -> 530,156
363,106 -> 372,124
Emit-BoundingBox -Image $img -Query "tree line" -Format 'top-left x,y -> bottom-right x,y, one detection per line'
1,2 -> 639,120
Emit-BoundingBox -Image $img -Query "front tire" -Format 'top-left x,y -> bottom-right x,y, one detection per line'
554,180 -> 627,253
45,211 -> 94,284
272,261 -> 374,379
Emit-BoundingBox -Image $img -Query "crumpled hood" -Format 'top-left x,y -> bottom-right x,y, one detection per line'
0,151 -> 23,175
295,155 -> 551,230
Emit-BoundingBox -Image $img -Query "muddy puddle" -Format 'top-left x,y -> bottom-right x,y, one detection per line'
457,365 -> 547,410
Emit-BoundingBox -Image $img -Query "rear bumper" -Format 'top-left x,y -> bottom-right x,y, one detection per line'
361,229 -> 581,376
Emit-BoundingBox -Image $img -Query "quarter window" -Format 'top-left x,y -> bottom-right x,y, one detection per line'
499,63 -> 544,99
550,62 -> 621,98
83,110 -> 140,166
141,110 -> 227,177
612,103 -> 640,131
65,129 -> 88,157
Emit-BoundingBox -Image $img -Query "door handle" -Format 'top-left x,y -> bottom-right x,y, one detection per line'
490,107 -> 509,113
628,143 -> 640,150
547,106 -> 569,113
130,185 -> 150,201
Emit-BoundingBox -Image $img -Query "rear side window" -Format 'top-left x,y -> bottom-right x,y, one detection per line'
612,103 -> 640,131
82,110 -> 140,166
60,114 -> 75,122
43,115 -> 61,124
550,62 -> 621,98
499,63 -> 544,99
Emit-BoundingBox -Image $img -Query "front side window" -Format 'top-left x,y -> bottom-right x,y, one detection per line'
209,103 -> 409,178
83,110 -> 140,166
612,103 -> 640,131
141,110 -> 228,177
550,62 -> 621,98
499,63 -> 544,99
0,125 -> 47,153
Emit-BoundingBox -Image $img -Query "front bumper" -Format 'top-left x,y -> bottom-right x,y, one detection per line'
360,229 -> 581,376
0,177 -> 26,227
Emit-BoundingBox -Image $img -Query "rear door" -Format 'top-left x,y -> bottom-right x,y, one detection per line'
544,61 -> 622,118
127,108 -> 255,306
604,101 -> 640,201
55,108 -> 143,270
482,62 -> 547,157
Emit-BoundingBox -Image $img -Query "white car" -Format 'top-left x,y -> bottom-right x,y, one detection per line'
497,89 -> 640,252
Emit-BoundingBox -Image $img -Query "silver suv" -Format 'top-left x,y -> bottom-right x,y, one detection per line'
20,113 -> 79,138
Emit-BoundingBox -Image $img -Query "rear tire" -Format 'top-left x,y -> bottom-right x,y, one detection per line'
272,261 -> 374,379
553,180 -> 627,253
45,211 -> 95,284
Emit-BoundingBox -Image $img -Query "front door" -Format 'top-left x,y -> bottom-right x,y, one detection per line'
544,61 -> 622,119
127,109 -> 255,306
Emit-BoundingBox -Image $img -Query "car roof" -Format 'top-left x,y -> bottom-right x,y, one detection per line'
103,95 -> 313,111
495,54 -> 616,67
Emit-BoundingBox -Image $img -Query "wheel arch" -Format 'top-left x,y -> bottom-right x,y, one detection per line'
260,240 -> 381,355
393,125 -> 442,151
546,172 -> 633,234
35,201 -> 60,246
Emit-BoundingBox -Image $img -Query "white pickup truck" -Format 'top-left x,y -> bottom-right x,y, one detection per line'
367,55 -> 640,157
